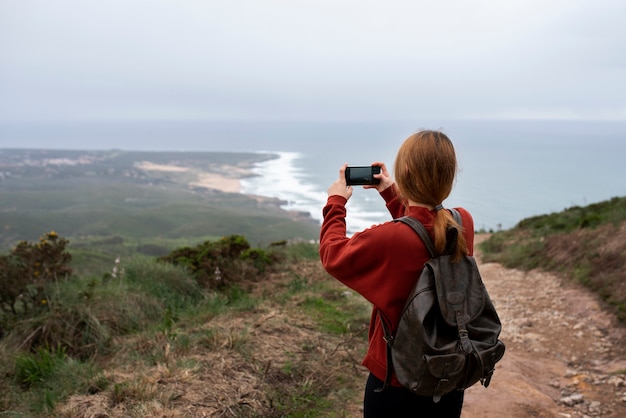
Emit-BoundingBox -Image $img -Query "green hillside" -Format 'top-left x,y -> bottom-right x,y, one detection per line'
480,196 -> 626,321
0,149 -> 321,255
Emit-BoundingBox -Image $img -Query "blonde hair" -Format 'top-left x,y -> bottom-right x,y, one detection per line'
394,130 -> 467,259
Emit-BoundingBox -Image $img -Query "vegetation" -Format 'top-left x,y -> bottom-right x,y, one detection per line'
0,231 -> 370,416
480,196 -> 626,322
0,149 -> 320,251
3,150 -> 624,415
157,234 -> 279,288
0,231 -> 72,320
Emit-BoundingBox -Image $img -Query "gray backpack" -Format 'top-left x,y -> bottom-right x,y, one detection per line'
377,209 -> 505,402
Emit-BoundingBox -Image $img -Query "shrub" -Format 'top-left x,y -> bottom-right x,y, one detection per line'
158,234 -> 280,288
0,231 -> 72,321
240,248 -> 275,273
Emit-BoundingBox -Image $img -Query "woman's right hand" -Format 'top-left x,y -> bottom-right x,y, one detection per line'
327,164 -> 353,200
364,162 -> 393,193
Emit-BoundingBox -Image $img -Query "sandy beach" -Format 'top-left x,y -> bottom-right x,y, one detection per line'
135,161 -> 248,193
190,173 -> 241,193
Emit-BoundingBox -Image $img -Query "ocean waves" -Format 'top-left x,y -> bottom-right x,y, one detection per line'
240,152 -> 393,235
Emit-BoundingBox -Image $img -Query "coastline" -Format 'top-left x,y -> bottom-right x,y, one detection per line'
136,157 -> 320,226
0,149 -> 322,249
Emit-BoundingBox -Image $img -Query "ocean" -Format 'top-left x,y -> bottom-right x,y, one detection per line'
238,120 -> 626,233
2,119 -> 625,233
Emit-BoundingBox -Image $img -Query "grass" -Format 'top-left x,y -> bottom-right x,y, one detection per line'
480,195 -> 626,322
1,193 -> 320,251
2,345 -> 106,415
0,241 -> 371,416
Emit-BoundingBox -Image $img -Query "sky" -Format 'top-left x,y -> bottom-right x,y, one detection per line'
1,0 -> 626,123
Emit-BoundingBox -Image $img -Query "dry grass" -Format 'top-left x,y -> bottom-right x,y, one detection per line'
53,261 -> 370,417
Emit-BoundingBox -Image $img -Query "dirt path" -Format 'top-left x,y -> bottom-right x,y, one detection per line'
461,236 -> 626,417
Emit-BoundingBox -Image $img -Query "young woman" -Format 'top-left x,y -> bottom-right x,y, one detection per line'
319,130 -> 474,417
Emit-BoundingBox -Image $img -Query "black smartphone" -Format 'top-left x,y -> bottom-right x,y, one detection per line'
345,166 -> 381,186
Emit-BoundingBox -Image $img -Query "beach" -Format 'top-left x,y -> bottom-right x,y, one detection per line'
135,160 -> 250,194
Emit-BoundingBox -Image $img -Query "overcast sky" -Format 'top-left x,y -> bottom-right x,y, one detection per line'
1,0 -> 625,123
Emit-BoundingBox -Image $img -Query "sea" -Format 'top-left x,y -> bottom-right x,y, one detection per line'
1,119 -> 625,234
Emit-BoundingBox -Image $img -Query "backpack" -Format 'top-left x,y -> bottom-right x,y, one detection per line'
377,209 -> 505,402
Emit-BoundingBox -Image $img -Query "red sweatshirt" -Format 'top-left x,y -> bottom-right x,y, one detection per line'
319,184 -> 474,387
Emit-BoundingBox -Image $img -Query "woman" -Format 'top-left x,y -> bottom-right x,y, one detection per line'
319,130 -> 474,417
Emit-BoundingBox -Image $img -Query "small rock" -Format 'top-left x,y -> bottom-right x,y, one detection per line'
560,393 -> 584,406
520,319 -> 533,327
590,359 -> 603,367
588,401 -> 601,415
607,375 -> 625,388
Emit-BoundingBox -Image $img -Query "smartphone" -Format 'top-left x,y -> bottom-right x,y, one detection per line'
345,166 -> 381,186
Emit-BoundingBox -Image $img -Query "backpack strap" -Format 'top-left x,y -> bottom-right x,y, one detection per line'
395,208 -> 463,257
375,310 -> 394,392
395,216 -> 437,257
449,207 -> 462,225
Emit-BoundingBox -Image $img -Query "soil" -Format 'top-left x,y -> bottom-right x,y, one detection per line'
461,235 -> 626,418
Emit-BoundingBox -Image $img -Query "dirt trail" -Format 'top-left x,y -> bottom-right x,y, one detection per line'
461,235 -> 626,417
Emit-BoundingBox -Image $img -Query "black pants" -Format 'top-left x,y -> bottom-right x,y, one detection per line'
363,373 -> 464,418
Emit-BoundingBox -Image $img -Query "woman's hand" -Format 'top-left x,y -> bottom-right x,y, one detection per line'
327,164 -> 353,200
363,162 -> 393,192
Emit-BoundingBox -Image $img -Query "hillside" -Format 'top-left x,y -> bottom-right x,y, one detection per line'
54,236 -> 626,417
480,196 -> 626,323
0,148 -> 321,252
3,240 -> 624,417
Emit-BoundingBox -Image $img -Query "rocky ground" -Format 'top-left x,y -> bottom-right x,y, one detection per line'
461,236 -> 626,418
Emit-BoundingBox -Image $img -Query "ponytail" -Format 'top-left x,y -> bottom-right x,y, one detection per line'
394,130 -> 466,259
433,209 -> 467,262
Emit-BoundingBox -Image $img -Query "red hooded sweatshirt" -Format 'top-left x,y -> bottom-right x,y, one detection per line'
319,185 -> 474,387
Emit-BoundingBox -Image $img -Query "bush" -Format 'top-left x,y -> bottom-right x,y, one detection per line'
158,235 -> 281,288
0,231 -> 72,320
